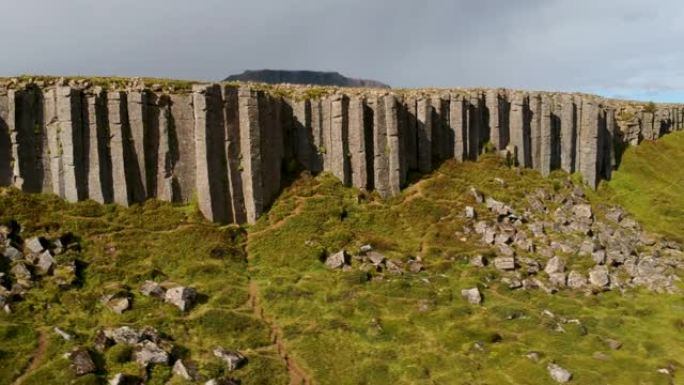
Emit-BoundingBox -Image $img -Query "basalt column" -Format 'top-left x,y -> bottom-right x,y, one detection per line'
559,94 -> 577,173
529,94 -> 542,171
539,94 -> 554,176
385,94 -> 402,196
260,93 -> 284,205
192,84 -> 231,223
450,93 -> 468,162
54,86 -> 87,202
238,87 -> 264,224
168,93 -> 196,203
9,87 -> 47,193
641,111 -> 654,141
416,96 -> 432,173
431,95 -> 450,161
292,98 -> 318,172
126,91 -> 148,201
403,96 -> 418,171
152,94 -> 177,203
330,95 -> 351,186
602,107 -> 616,180
84,88 -> 113,203
578,98 -> 601,188
467,93 -> 483,160
222,86 -> 247,224
0,88 -> 11,185
486,89 -> 504,151
371,95 -> 390,197
509,92 -> 529,167
348,95 -> 370,190
107,91 -> 132,206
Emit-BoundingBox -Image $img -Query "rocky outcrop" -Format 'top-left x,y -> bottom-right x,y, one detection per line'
224,69 -> 390,88
0,78 -> 682,224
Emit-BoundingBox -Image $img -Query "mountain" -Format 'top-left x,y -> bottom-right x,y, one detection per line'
224,69 -> 390,88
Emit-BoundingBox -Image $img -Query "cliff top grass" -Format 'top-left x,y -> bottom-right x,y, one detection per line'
0,75 -> 678,109
247,155 -> 684,385
0,191 -> 289,385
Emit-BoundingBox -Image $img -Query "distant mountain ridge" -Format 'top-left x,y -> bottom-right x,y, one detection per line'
224,69 -> 390,88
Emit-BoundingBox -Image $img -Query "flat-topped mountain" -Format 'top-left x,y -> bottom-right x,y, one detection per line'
224,69 -> 390,88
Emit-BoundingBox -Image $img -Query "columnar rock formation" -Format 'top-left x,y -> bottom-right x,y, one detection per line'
0,79 -> 682,224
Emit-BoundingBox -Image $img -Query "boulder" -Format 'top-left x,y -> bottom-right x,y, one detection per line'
68,348 -> 96,376
54,260 -> 78,287
104,326 -> 141,345
366,251 -> 386,266
469,254 -> 487,267
109,373 -> 142,385
591,250 -> 606,265
544,256 -> 566,275
567,271 -> 587,289
470,187 -> 484,203
461,287 -> 482,304
134,340 -> 169,367
25,237 -> 46,254
547,363 -> 572,383
54,327 -> 74,341
497,244 -> 516,257
549,272 -> 567,288
35,250 -> 56,275
605,338 -> 622,350
164,286 -> 197,311
103,293 -> 131,314
213,348 -> 246,371
572,204 -> 593,219
359,244 -> 373,253
205,378 -> 240,385
11,262 -> 32,281
494,256 -> 516,271
140,280 -> 166,298
173,359 -> 200,381
2,246 -> 23,261
325,250 -> 349,269
589,265 -> 610,288
464,206 -> 476,219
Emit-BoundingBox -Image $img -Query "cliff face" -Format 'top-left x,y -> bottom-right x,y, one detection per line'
0,78 -> 681,224
224,70 -> 390,88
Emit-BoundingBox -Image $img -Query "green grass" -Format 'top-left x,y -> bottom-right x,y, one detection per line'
594,130 -> 684,242
0,191 -> 288,385
248,156 -> 684,385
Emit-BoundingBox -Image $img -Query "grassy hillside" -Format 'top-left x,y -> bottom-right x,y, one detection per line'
0,191 -> 288,385
596,130 -> 684,242
248,157 -> 684,385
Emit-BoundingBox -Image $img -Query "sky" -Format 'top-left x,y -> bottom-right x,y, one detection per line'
2,0 -> 683,102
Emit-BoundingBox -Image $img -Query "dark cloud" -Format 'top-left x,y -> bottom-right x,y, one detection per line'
0,0 -> 681,101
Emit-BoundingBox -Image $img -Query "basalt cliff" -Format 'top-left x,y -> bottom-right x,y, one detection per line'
0,77 -> 681,224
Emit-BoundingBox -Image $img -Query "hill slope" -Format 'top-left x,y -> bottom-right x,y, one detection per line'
224,69 -> 390,88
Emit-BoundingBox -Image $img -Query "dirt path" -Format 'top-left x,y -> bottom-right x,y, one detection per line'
13,330 -> 48,385
247,281 -> 312,385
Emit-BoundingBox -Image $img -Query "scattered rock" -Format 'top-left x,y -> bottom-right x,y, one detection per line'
461,287 -> 482,305
103,293 -> 131,314
2,246 -> 23,261
35,250 -> 56,275
325,250 -> 349,269
572,204 -> 592,219
134,340 -> 170,367
213,348 -> 246,371
109,373 -> 142,385
525,351 -> 541,362
359,244 -> 373,253
104,326 -> 141,345
140,280 -> 166,298
164,286 -> 197,311
469,254 -> 487,267
605,338 -> 622,350
547,363 -> 572,383
493,256 -> 516,271
566,271 -> 587,289
589,265 -> 610,288
544,256 -> 566,275
470,187 -> 485,203
25,237 -> 45,254
68,348 -> 96,376
173,359 -> 200,381
464,206 -> 476,219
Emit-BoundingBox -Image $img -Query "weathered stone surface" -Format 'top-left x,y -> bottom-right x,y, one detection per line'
140,280 -> 165,298
213,348 -> 246,371
173,359 -> 200,381
107,91 -> 132,206
461,287 -> 482,304
450,93 -> 469,161
559,94 -> 576,173
494,256 -> 516,271
164,286 -> 197,311
539,94 -> 555,176
222,86 -> 247,223
330,95 -> 350,186
192,84 -> 231,223
416,97 -> 432,173
529,94 -> 542,170
325,250 -> 349,269
348,96 -> 369,190
547,363 -> 572,383
509,92 -> 530,167
468,93 -> 483,160
85,88 -> 113,203
69,348 -> 96,376
372,95 -> 390,197
589,265 -> 610,288
135,340 -> 169,367
9,87 -> 48,193
126,90 -> 148,201
0,89 -> 11,186
579,98 -> 601,188
169,93 -> 196,203
238,87 -> 264,224
385,94 -> 402,196
544,256 -> 566,275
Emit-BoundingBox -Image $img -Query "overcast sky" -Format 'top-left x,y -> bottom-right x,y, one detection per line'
2,0 -> 683,101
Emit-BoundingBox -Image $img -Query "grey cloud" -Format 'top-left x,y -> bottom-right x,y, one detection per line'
0,0 -> 681,101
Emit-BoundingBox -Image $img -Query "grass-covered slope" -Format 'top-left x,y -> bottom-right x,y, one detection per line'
248,157 -> 684,385
596,130 -> 684,242
0,191 -> 288,385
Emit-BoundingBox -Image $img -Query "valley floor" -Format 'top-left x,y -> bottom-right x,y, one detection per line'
2,132 -> 684,384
